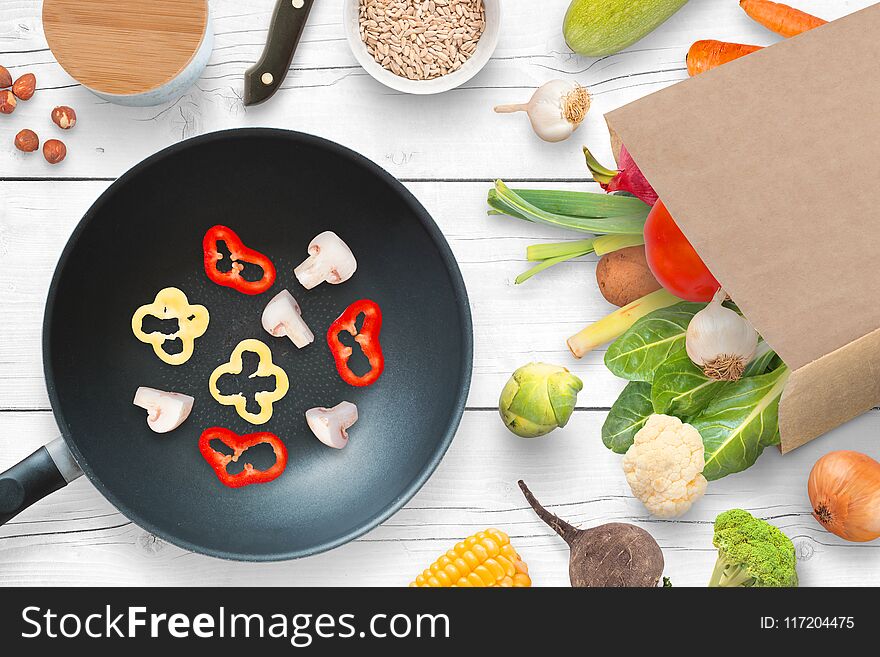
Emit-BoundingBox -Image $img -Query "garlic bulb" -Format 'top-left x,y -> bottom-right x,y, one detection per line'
686,289 -> 758,381
494,80 -> 591,143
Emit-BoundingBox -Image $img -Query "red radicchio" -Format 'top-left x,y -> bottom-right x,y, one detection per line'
584,145 -> 659,206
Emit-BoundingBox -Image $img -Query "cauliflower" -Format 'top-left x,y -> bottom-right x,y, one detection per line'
622,414 -> 708,518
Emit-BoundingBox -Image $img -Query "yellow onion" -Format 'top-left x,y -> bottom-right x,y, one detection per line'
807,450 -> 880,542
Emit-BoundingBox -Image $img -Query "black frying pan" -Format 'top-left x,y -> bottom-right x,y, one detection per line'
0,129 -> 472,561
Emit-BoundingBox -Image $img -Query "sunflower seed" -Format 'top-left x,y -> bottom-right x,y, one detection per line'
359,0 -> 485,81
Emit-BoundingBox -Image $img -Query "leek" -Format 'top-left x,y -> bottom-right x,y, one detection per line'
516,239 -> 596,285
567,289 -> 683,358
515,254 -> 583,285
490,187 -> 649,218
526,239 -> 595,262
593,234 -> 645,256
490,181 -> 647,235
487,192 -> 530,222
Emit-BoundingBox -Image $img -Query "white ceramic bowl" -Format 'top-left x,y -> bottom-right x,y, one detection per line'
344,0 -> 501,95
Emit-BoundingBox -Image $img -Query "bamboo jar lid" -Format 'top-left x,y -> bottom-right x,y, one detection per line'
43,0 -> 209,96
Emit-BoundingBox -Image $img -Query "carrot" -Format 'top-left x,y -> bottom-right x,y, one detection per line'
686,40 -> 763,76
740,0 -> 827,38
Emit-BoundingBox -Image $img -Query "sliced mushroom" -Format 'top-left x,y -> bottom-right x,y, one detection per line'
133,387 -> 194,434
294,231 -> 357,290
261,289 -> 314,348
305,401 -> 359,449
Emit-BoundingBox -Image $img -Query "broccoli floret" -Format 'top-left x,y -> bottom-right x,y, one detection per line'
708,509 -> 798,587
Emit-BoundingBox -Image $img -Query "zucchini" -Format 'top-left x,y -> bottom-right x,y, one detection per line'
564,0 -> 689,57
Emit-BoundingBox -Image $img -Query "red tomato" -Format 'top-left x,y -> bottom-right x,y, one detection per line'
643,200 -> 719,302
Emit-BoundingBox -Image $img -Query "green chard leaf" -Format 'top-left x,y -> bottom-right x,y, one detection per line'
692,366 -> 790,481
602,381 -> 653,453
651,351 -> 726,419
742,343 -> 777,378
604,302 -> 705,382
768,354 -> 786,371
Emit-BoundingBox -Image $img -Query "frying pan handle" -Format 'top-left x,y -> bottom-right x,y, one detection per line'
243,0 -> 316,106
0,437 -> 82,527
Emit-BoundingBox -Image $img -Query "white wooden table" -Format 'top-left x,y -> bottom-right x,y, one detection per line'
1,0 -> 877,587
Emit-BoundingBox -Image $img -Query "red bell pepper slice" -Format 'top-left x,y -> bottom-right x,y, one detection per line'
327,299 -> 384,387
203,225 -> 276,295
198,426 -> 288,488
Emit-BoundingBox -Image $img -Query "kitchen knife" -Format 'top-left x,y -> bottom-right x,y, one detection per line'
244,0 -> 316,106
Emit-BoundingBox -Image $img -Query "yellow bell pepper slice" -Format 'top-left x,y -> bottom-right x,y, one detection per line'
209,339 -> 289,425
131,287 -> 210,366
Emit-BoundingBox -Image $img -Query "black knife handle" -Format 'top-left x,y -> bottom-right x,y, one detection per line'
0,437 -> 81,527
244,0 -> 316,106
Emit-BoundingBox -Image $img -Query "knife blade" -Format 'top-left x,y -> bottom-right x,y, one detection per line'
244,0 -> 316,106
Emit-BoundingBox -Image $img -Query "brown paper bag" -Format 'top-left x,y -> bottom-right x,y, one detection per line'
606,4 -> 880,453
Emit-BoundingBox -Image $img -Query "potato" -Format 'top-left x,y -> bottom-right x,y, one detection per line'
596,245 -> 661,307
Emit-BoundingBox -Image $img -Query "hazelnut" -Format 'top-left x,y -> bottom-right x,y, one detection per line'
51,106 -> 77,130
0,89 -> 15,114
0,65 -> 11,88
12,73 -> 36,100
43,139 -> 66,165
14,129 -> 39,153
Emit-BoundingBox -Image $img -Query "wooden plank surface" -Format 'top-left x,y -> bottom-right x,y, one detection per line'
2,409 -> 878,586
1,0 -> 878,586
0,0 -> 854,180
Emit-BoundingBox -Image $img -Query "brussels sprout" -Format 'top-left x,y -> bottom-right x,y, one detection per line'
499,363 -> 583,437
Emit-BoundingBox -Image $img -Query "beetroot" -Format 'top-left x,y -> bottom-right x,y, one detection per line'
519,480 -> 665,587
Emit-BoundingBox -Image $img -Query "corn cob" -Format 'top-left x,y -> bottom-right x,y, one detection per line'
410,528 -> 531,587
